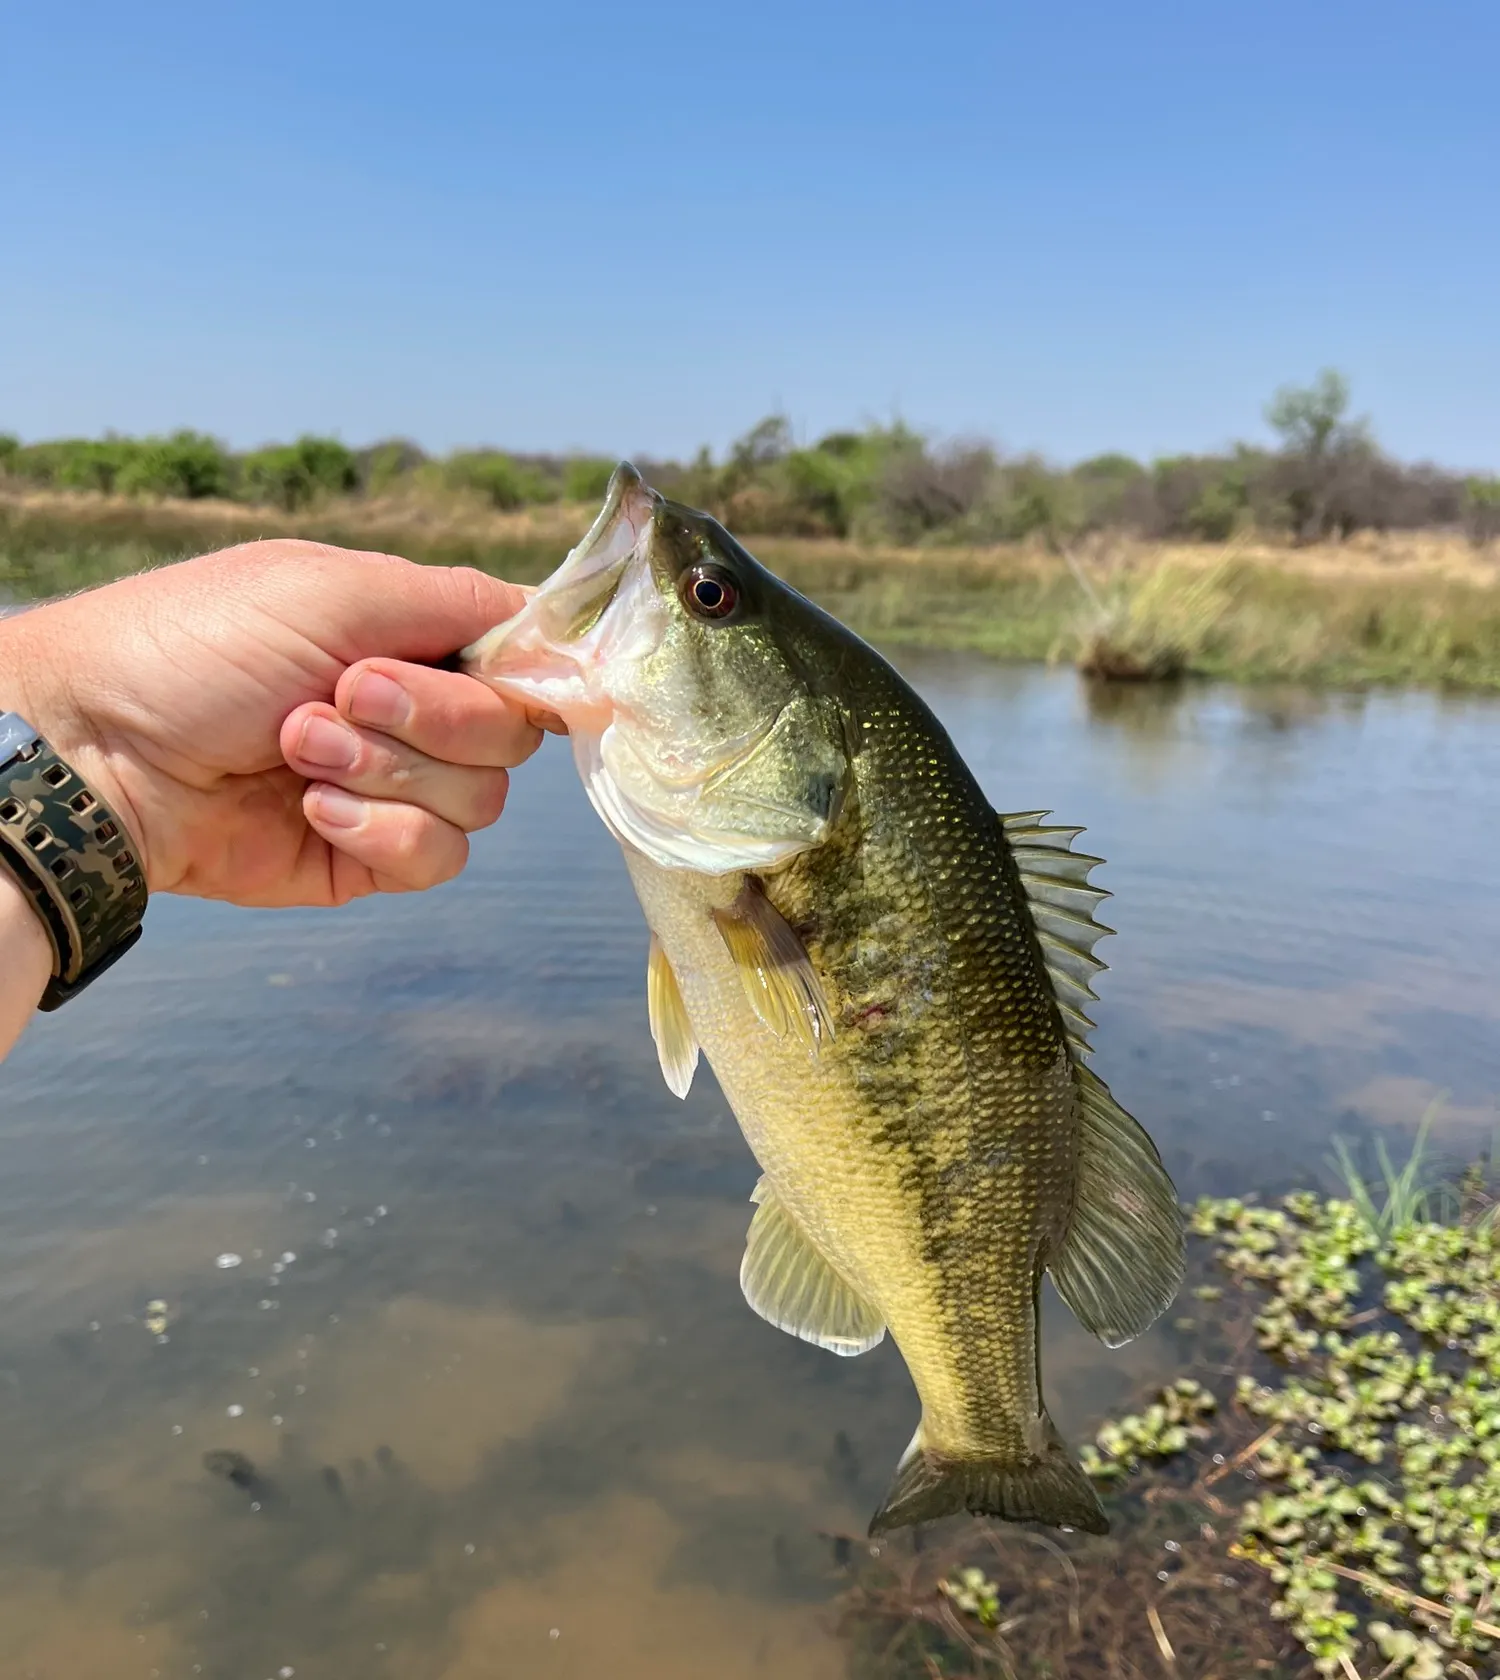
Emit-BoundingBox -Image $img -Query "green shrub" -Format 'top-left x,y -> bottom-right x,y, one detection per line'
0,378 -> 1483,547
444,451 -> 554,510
114,431 -> 231,500
1464,476 -> 1500,545
11,437 -> 140,493
561,456 -> 617,504
359,439 -> 426,495
781,447 -> 856,534
1186,473 -> 1250,541
240,436 -> 358,511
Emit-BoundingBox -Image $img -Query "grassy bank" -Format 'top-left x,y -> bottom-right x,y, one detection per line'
5,489 -> 1500,690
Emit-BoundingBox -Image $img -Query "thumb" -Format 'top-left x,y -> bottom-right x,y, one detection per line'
249,547 -> 533,667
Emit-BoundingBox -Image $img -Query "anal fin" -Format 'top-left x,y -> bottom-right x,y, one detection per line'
740,1177 -> 884,1356
713,883 -> 833,1052
647,934 -> 699,1099
1049,1066 -> 1184,1347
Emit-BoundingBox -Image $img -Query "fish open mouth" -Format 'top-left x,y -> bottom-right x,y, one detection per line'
461,462 -> 661,721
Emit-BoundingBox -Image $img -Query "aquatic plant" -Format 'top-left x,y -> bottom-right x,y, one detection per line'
938,1566 -> 1003,1629
1180,1162 -> 1500,1677
1079,1377 -> 1218,1481
839,1506 -> 1304,1678
1054,547 -> 1237,680
1329,1099 -> 1452,1241
839,1136 -> 1500,1680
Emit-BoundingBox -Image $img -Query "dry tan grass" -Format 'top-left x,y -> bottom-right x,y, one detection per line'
7,488 -> 1500,687
6,485 -> 1494,580
0,483 -> 593,551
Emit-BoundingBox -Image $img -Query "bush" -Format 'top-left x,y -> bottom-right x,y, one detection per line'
561,457 -> 617,505
240,436 -> 358,511
966,457 -> 1079,544
10,437 -> 139,493
0,379 -> 1484,548
856,428 -> 993,543
444,451 -> 554,510
1466,477 -> 1500,546
358,439 -> 427,495
114,431 -> 231,500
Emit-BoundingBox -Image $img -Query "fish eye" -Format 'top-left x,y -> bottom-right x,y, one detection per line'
681,564 -> 740,622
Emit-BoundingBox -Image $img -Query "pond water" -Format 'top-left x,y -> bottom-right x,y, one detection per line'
1,657 -> 1497,1680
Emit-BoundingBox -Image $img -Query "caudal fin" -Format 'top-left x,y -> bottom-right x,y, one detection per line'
868,1416 -> 1107,1536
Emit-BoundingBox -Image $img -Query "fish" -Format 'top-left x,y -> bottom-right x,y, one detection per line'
464,465 -> 1183,1535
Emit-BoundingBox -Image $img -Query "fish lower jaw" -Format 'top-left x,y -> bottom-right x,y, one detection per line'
479,663 -> 611,737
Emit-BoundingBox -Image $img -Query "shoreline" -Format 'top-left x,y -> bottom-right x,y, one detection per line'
5,488 -> 1500,691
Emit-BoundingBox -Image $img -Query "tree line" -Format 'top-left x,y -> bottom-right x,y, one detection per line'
3,372 -> 1497,546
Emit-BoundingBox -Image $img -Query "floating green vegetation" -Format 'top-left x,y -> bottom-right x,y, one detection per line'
839,1131 -> 1500,1680
1186,1180 -> 1500,1676
1079,1377 -> 1219,1482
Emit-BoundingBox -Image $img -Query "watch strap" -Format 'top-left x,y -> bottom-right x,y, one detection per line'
0,714 -> 148,1011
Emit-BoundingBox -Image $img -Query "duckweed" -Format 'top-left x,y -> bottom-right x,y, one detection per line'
938,1566 -> 1003,1628
1084,1183 -> 1500,1676
1079,1377 -> 1218,1481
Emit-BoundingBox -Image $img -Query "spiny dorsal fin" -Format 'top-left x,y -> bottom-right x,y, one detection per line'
999,810 -> 1184,1345
713,884 -> 833,1053
1000,809 -> 1113,1062
647,934 -> 698,1099
741,1177 -> 885,1356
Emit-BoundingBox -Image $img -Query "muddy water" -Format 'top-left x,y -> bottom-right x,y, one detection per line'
0,660 -> 1496,1680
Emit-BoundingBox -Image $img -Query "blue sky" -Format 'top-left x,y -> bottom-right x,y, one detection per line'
2,0 -> 1496,467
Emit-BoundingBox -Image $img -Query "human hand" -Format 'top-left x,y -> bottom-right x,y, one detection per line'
0,541 -> 540,906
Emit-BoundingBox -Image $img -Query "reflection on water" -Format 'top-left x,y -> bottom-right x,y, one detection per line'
2,659 -> 1497,1678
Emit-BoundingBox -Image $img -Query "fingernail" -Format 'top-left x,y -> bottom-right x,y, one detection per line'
298,715 -> 358,770
348,672 -> 411,729
310,786 -> 366,829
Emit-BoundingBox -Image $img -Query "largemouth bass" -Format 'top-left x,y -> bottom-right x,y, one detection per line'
465,466 -> 1183,1534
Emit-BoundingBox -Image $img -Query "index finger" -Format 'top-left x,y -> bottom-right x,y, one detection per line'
335,658 -> 545,769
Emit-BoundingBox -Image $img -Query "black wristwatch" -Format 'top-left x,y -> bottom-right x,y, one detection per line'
0,713 -> 148,1010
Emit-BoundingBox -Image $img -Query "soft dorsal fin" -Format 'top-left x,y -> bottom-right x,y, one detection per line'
1000,810 -> 1185,1347
1050,1064 -> 1185,1345
740,1177 -> 885,1356
647,934 -> 698,1099
713,884 -> 833,1052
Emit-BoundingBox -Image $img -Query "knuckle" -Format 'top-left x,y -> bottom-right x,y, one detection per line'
380,809 -> 463,888
385,809 -> 431,867
414,828 -> 466,888
506,720 -> 546,767
473,770 -> 510,826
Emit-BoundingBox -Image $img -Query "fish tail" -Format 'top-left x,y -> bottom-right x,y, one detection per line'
867,1415 -> 1108,1536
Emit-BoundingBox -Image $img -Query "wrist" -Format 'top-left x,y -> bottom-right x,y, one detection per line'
0,866 -> 52,1054
0,607 -> 151,881
0,700 -> 150,1010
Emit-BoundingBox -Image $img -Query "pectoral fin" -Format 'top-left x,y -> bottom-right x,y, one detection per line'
740,1178 -> 885,1356
713,885 -> 832,1052
647,935 -> 698,1099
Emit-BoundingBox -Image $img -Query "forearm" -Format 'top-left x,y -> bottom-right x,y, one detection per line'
0,869 -> 52,1060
